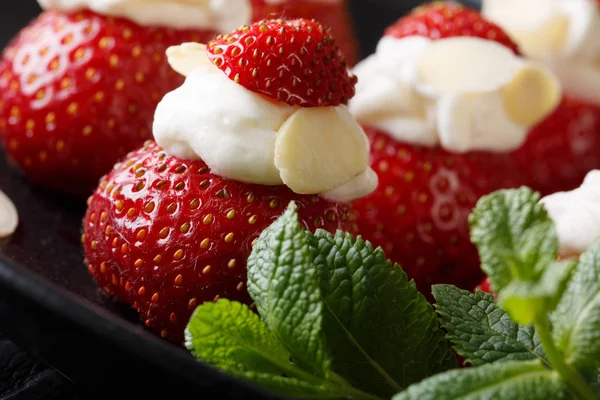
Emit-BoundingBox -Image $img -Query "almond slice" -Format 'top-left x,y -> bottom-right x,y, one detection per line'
500,62 -> 561,127
275,106 -> 369,195
416,37 -> 522,95
166,43 -> 209,77
0,190 -> 18,238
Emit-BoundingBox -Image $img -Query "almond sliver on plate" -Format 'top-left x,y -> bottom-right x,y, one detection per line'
0,190 -> 18,238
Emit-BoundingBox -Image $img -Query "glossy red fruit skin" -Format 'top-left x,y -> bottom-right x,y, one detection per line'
83,141 -> 356,343
512,96 -> 600,196
250,0 -> 359,66
207,18 -> 356,107
0,10 -> 216,197
352,128 -> 522,296
384,1 -> 521,56
475,277 -> 494,296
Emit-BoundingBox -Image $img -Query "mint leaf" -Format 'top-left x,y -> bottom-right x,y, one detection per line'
500,260 -> 576,325
247,202 -> 328,377
432,285 -> 546,366
393,360 -> 569,400
185,299 -> 291,375
469,188 -> 558,293
552,240 -> 600,369
185,299 -> 349,399
312,231 -> 456,397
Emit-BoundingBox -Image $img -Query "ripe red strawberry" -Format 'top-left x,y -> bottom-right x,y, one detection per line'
206,18 -> 356,107
0,10 -> 216,196
385,1 -> 521,55
513,98 -> 600,196
353,128 -> 522,295
250,0 -> 359,66
475,277 -> 494,296
83,141 -> 355,343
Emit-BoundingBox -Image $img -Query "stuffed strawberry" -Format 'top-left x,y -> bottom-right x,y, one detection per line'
250,0 -> 359,66
349,2 -> 561,294
83,18 -> 375,343
484,0 -> 600,195
0,1 -> 248,196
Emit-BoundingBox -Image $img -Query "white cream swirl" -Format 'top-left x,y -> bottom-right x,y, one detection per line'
349,36 -> 561,153
153,43 -> 376,202
483,0 -> 600,105
541,170 -> 600,255
37,0 -> 251,32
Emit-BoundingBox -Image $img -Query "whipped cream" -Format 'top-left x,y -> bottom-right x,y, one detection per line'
541,170 -> 600,255
37,0 -> 251,32
349,36 -> 561,153
483,0 -> 600,105
0,190 -> 18,238
154,43 -> 376,202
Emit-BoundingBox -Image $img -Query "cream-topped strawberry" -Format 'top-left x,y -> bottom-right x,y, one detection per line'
0,1 -> 240,196
156,19 -> 375,201
83,18 -> 374,343
483,0 -> 600,195
484,0 -> 600,106
348,2 -> 561,294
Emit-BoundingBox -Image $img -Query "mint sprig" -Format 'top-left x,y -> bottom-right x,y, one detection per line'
184,188 -> 600,400
469,188 -> 575,324
185,202 -> 454,399
458,187 -> 597,400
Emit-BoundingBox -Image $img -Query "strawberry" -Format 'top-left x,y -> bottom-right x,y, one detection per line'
83,141 -> 355,343
250,0 -> 359,66
385,1 -> 521,56
352,128 -> 521,295
351,4 -> 528,295
0,10 -> 216,196
512,97 -> 600,196
206,18 -> 356,107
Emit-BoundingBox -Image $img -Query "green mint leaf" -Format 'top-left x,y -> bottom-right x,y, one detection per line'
432,285 -> 546,366
551,240 -> 600,369
185,300 -> 346,399
393,360 -> 569,400
184,299 -> 291,375
501,260 -> 576,325
311,231 -> 456,397
469,188 -> 558,293
247,201 -> 329,377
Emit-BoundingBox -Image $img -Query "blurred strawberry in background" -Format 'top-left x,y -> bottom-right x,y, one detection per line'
484,0 -> 600,195
349,2 -> 562,295
251,0 -> 359,66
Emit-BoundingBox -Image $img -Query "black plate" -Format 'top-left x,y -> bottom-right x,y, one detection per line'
0,1 -> 481,398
